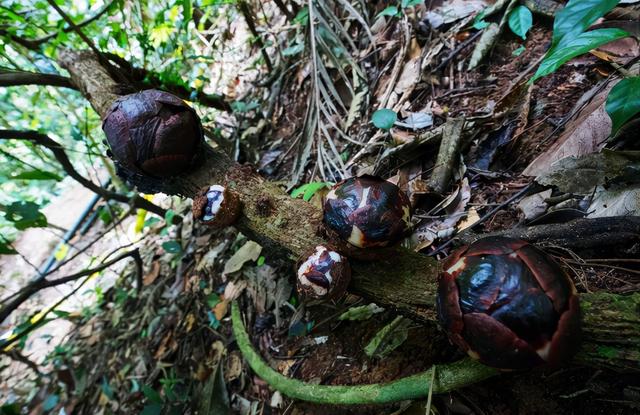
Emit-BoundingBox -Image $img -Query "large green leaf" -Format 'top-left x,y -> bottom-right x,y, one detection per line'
3,201 -> 48,230
508,6 -> 533,40
552,0 -> 620,47
606,77 -> 640,135
531,28 -> 629,82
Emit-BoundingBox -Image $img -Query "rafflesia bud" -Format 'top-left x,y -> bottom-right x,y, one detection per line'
437,237 -> 581,370
102,89 -> 203,177
323,175 -> 412,248
297,245 -> 351,300
192,185 -> 241,228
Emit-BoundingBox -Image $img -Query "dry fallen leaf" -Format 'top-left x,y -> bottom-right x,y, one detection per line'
222,241 -> 262,276
143,261 -> 161,286
523,79 -> 617,177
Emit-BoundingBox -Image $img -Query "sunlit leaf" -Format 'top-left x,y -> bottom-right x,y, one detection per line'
531,28 -> 629,82
552,0 -> 620,47
508,5 -> 532,40
11,170 -> 62,181
606,77 -> 640,135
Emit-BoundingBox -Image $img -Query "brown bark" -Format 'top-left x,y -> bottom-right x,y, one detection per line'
59,49 -> 640,373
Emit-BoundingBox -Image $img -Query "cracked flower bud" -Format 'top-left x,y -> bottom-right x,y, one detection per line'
437,237 -> 581,370
323,175 -> 412,248
102,89 -> 203,177
192,185 -> 240,228
297,246 -> 351,300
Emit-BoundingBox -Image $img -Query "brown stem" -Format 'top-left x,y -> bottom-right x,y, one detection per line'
58,49 -> 640,373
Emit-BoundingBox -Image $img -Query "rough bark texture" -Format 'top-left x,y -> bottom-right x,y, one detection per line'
59,49 -> 640,373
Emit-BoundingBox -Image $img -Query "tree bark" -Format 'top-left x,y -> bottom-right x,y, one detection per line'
59,49 -> 640,373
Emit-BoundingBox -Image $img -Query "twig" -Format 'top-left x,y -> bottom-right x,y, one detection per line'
0,249 -> 141,327
428,118 -> 465,194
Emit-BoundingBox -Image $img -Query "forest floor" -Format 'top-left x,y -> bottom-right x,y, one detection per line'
2,1 -> 640,414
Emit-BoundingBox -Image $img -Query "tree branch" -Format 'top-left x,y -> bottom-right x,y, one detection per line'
0,1 -> 114,51
58,49 -> 640,373
0,249 -> 141,328
0,129 -> 169,219
0,70 -> 76,89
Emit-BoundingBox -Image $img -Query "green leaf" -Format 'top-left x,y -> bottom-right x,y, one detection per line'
508,6 -> 533,40
162,241 -> 183,254
206,293 -> 221,308
164,209 -> 175,225
401,0 -> 423,8
142,385 -> 163,404
141,403 -> 163,415
512,45 -> 526,56
531,28 -> 629,82
182,0 -> 192,23
339,303 -> 385,321
473,10 -> 489,30
364,316 -> 412,359
606,77 -> 640,135
371,108 -> 397,130
42,394 -> 59,411
293,6 -> 309,25
257,255 -> 265,266
11,170 -> 62,181
149,24 -> 175,48
0,241 -> 17,255
552,0 -> 619,47
290,181 -> 332,201
282,42 -> 304,56
376,6 -> 399,19
3,201 -> 47,230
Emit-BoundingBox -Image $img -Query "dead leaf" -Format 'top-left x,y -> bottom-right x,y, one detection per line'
517,189 -> 553,221
154,331 -> 178,360
184,313 -> 196,332
523,79 -> 618,176
222,241 -> 262,276
223,280 -> 247,301
213,300 -> 229,321
536,150 -> 640,194
143,261 -> 161,286
588,186 -> 640,218
225,351 -> 243,382
423,0 -> 487,28
457,207 -> 480,231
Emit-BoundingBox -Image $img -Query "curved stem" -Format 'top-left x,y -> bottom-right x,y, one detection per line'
231,302 -> 498,405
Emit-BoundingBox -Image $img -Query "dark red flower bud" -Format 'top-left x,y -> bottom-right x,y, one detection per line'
102,89 -> 203,177
297,246 -> 351,300
192,185 -> 241,228
437,237 -> 581,370
323,175 -> 412,248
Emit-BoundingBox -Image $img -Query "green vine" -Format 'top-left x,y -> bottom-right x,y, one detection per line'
231,302 -> 499,405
